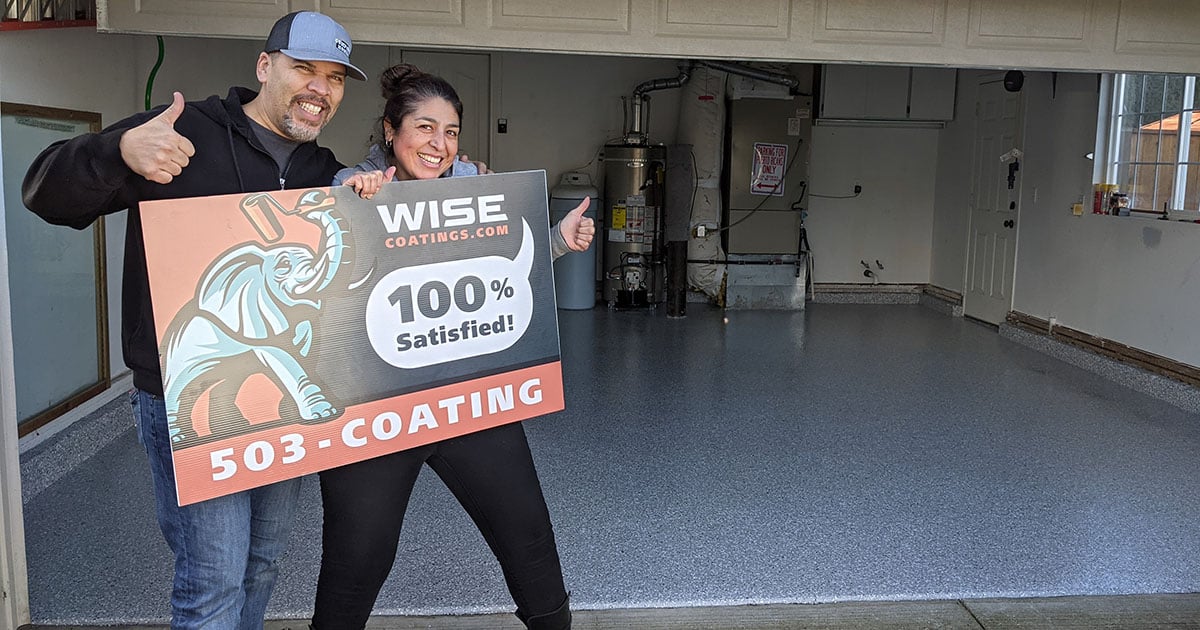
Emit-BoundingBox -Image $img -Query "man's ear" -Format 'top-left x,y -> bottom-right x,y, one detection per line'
255,52 -> 273,83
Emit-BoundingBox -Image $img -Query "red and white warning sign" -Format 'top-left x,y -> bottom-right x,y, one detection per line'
751,142 -> 787,196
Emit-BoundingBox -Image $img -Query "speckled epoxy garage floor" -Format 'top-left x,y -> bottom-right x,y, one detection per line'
19,303 -> 1200,625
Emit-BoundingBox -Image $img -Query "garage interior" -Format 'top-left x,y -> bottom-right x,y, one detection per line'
4,1 -> 1200,627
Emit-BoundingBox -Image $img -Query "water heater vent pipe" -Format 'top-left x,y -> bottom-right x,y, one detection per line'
625,63 -> 693,145
621,60 -> 805,145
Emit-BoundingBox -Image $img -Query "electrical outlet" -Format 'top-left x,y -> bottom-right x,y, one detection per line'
497,118 -> 508,134
854,184 -> 862,195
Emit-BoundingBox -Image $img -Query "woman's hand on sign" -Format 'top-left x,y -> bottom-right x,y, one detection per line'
344,166 -> 397,199
459,154 -> 493,175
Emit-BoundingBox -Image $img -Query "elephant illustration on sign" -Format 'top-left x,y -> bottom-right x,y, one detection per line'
161,189 -> 349,445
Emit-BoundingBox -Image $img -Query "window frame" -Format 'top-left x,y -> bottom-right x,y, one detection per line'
1098,72 -> 1199,216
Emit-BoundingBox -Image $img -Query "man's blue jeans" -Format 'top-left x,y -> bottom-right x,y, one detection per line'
133,389 -> 301,629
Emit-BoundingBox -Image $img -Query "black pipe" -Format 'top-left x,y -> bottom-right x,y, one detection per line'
686,258 -> 800,265
667,241 -> 687,318
633,63 -> 693,97
696,60 -> 808,95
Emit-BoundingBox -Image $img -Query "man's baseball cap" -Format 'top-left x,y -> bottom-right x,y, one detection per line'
264,11 -> 367,81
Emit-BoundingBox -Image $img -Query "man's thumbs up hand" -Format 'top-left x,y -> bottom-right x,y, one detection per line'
159,90 -> 186,126
119,92 -> 197,185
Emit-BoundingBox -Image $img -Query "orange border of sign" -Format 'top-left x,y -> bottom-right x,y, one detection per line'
173,361 -> 563,505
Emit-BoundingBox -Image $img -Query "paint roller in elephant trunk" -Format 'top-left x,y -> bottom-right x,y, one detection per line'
239,192 -> 311,243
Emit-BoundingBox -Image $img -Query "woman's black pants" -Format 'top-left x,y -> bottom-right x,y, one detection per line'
311,421 -> 568,629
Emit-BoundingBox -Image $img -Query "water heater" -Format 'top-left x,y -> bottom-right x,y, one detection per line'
601,144 -> 666,307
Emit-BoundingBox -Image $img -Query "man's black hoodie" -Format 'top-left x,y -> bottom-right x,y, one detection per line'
22,87 -> 344,396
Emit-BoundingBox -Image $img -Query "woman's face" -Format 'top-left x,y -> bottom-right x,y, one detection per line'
385,96 -> 461,180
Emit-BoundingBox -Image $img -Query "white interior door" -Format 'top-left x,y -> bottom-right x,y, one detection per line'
964,79 -> 1022,324
396,51 -> 490,166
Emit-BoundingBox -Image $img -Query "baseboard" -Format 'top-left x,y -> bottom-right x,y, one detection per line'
810,283 -> 921,304
922,285 -> 962,305
813,283 -> 922,293
1004,311 -> 1200,414
920,285 -> 963,316
19,373 -> 136,505
18,371 -> 133,454
1006,312 -> 1200,387
808,283 -> 965,314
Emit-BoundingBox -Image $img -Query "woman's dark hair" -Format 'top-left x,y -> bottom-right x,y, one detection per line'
378,63 -> 464,151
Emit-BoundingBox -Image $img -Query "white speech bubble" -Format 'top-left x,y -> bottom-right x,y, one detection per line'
366,219 -> 535,369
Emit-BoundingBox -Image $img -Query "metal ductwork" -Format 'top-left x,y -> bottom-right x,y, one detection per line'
696,60 -> 808,95
624,63 -> 693,145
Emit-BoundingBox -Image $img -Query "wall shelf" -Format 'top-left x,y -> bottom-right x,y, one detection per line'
1,18 -> 94,30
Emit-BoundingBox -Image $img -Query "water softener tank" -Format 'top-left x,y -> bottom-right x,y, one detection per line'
549,172 -> 600,309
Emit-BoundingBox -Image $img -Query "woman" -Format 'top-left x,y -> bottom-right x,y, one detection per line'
316,64 -> 590,630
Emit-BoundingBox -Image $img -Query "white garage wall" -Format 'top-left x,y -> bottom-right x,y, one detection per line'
929,71 -> 975,293
1011,71 -> 1200,368
927,69 -> 1200,368
807,125 -> 939,284
487,51 -> 684,190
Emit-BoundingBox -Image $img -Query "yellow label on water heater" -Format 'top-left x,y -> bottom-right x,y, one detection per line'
611,204 -> 627,230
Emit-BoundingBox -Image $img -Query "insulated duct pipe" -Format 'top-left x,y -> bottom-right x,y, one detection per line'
696,60 -> 809,95
625,63 -> 693,145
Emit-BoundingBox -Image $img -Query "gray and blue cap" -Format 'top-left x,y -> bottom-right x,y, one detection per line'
264,11 -> 367,81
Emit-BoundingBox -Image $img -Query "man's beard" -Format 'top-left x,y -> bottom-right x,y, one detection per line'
279,94 -> 331,143
281,113 -> 323,143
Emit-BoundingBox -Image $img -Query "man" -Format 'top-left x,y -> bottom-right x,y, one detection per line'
22,11 -> 367,629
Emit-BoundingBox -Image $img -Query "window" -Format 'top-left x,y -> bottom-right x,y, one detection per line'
1103,73 -> 1198,213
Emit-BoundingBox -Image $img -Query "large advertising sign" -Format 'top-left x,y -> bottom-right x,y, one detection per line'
141,171 -> 563,505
